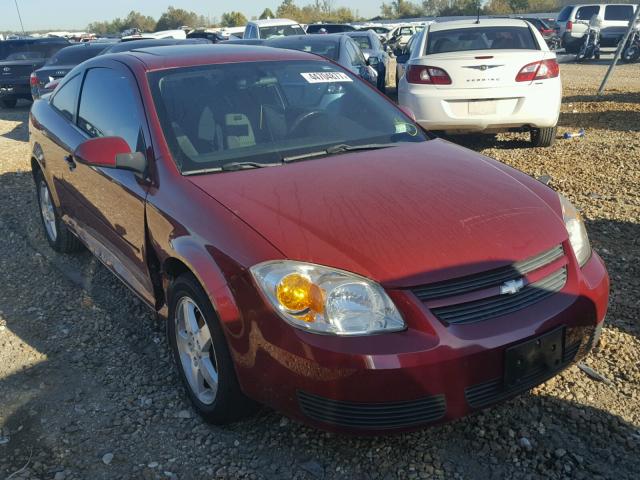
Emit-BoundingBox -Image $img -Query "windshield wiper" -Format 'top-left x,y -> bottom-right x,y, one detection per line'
220,161 -> 282,171
282,143 -> 400,164
182,161 -> 281,176
325,143 -> 400,154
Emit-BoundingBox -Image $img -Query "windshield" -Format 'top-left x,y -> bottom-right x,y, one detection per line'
259,24 -> 305,39
0,42 -> 65,61
426,26 -> 538,54
150,60 -> 427,174
45,46 -> 104,65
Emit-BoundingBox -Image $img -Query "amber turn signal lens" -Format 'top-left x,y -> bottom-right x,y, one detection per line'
275,273 -> 324,317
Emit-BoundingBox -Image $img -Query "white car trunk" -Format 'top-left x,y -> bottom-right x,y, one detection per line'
412,50 -> 553,90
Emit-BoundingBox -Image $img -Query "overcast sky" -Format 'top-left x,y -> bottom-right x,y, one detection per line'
1,0 -> 382,31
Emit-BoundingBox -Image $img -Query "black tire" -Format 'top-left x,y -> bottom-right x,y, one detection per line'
530,126 -> 557,147
167,273 -> 255,424
1,97 -> 17,108
621,45 -> 640,63
34,169 -> 83,253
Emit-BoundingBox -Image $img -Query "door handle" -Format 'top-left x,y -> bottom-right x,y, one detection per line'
64,155 -> 76,171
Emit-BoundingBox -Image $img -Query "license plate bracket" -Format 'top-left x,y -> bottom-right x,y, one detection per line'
504,327 -> 564,387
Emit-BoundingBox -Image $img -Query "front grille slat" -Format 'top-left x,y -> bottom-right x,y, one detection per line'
297,391 -> 446,430
411,245 -> 567,325
413,245 -> 564,301
433,268 -> 567,324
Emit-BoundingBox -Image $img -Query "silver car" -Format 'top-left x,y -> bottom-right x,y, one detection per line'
346,30 -> 390,92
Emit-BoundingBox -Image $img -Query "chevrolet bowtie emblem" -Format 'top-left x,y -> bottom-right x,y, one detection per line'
463,64 -> 503,71
500,278 -> 525,295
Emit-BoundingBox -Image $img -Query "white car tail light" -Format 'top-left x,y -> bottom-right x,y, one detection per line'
406,65 -> 452,85
515,59 -> 559,82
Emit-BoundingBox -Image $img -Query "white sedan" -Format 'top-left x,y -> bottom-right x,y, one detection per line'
398,19 -> 561,147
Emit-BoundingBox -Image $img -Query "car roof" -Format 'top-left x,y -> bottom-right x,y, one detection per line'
250,18 -> 300,27
114,44 -> 324,71
266,35 -> 343,46
102,38 -> 208,54
346,31 -> 373,37
2,37 -> 69,44
430,18 -> 530,32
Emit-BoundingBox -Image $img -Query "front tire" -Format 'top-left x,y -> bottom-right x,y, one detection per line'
167,273 -> 255,424
621,45 -> 640,63
530,126 -> 557,147
1,97 -> 17,108
35,169 -> 83,253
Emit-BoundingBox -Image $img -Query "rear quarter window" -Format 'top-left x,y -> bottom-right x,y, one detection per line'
51,74 -> 82,122
576,6 -> 600,20
604,5 -> 634,20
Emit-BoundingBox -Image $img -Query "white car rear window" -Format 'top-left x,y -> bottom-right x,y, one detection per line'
425,26 -> 538,55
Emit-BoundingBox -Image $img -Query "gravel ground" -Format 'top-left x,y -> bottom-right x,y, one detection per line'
0,63 -> 639,480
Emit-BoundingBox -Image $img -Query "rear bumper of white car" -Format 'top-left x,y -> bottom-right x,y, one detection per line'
398,79 -> 561,133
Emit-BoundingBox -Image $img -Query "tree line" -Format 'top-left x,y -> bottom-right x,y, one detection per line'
86,0 -> 565,35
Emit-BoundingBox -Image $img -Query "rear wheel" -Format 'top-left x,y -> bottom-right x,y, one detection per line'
35,169 -> 83,253
530,126 -> 557,147
167,273 -> 255,424
621,45 -> 640,63
1,97 -> 17,108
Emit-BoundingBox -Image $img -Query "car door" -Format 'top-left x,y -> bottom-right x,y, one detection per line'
67,61 -> 155,304
39,73 -> 86,215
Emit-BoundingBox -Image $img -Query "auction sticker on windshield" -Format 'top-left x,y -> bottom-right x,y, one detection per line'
301,72 -> 353,83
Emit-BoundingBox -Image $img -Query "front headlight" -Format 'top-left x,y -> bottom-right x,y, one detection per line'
250,261 -> 405,336
559,194 -> 592,267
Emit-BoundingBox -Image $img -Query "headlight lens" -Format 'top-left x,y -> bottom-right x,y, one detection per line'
250,261 -> 405,336
559,194 -> 592,267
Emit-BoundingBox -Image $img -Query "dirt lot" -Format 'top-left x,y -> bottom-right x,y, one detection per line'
0,62 -> 639,480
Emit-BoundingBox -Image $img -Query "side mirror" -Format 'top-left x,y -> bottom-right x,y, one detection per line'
367,55 -> 380,67
399,105 -> 416,121
74,137 -> 147,174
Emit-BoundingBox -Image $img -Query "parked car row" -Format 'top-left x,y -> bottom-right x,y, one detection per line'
28,40 -> 609,434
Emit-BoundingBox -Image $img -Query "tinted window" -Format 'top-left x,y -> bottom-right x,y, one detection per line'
51,74 -> 82,121
604,5 -> 634,20
576,6 -> 600,20
307,25 -> 355,33
268,38 -> 339,60
259,24 -> 305,39
345,40 -> 365,66
0,41 -> 67,61
426,26 -> 538,54
351,36 -> 372,50
77,68 -> 143,152
150,60 -> 426,174
557,6 -> 573,22
45,45 -> 105,66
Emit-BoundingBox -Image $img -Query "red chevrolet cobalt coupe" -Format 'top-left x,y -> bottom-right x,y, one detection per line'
29,45 -> 609,433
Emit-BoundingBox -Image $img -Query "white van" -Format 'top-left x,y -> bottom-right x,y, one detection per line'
556,4 -> 637,52
243,19 -> 305,40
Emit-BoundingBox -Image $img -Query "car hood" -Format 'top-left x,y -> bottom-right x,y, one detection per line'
187,140 -> 568,288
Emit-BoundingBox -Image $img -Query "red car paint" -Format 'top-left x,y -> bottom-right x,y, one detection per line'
29,45 -> 609,433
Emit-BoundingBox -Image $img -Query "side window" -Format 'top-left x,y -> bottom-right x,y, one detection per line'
250,26 -> 258,39
77,68 -> 144,153
576,6 -> 600,20
347,41 -> 365,67
604,5 -> 633,21
50,74 -> 82,121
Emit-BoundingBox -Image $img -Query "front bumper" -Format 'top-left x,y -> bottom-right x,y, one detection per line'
227,251 -> 608,433
398,77 -> 562,133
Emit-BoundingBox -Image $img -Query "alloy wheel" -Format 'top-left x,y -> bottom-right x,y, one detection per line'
39,180 -> 57,242
174,297 -> 219,405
